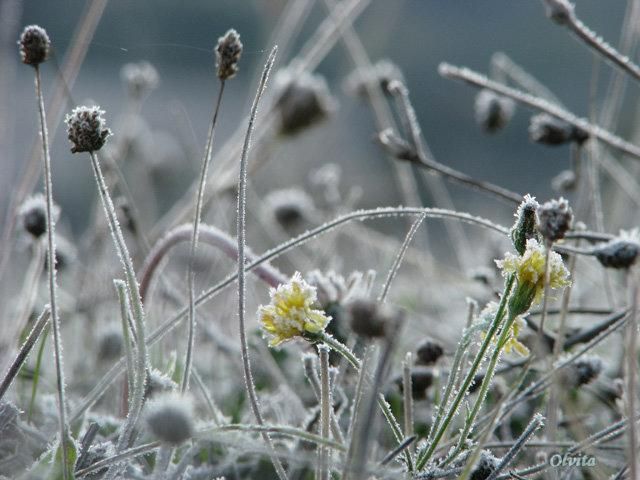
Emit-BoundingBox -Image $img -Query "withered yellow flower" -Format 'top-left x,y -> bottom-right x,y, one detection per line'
258,272 -> 331,347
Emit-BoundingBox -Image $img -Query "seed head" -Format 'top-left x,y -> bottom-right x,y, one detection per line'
543,0 -> 576,25
97,324 -> 123,362
474,89 -> 515,133
343,59 -> 404,98
264,188 -> 316,229
529,113 -> 588,146
510,194 -> 540,255
215,29 -> 243,80
120,61 -> 159,98
593,235 -> 640,269
145,393 -> 194,445
19,193 -> 59,239
396,366 -> 434,400
274,68 -> 337,136
65,106 -> 112,153
571,356 -> 603,387
415,338 -> 444,365
537,197 -> 573,242
18,25 -> 50,66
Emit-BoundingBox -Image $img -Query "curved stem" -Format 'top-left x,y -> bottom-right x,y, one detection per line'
35,65 -> 70,480
235,46 -> 287,480
184,80 -> 226,393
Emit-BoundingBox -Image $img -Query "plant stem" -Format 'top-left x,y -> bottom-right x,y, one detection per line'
318,345 -> 330,480
34,64 -> 70,480
184,80 -> 226,393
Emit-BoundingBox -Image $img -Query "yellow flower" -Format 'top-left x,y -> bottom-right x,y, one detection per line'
258,272 -> 331,347
496,238 -> 570,308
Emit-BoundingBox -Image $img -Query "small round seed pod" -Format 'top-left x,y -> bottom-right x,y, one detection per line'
343,59 -> 404,98
408,367 -> 434,400
543,0 -> 575,25
537,197 -> 573,242
120,61 -> 159,98
215,29 -> 243,81
570,356 -> 603,387
593,239 -> 640,269
348,298 -> 387,338
529,113 -> 588,146
470,450 -> 500,480
19,193 -> 59,239
18,25 -> 50,66
264,188 -> 316,229
145,393 -> 194,445
415,338 -> 444,365
274,68 -> 337,136
96,324 -> 123,362
551,169 -> 577,192
474,89 -> 515,133
65,106 -> 112,153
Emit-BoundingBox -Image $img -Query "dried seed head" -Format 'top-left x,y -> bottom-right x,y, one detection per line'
65,106 -> 112,153
470,450 -> 501,480
18,25 -> 50,66
415,338 -> 444,365
396,367 -> 435,400
145,393 -> 194,445
571,356 -> 603,387
19,193 -> 59,239
537,197 -> 573,242
593,238 -> 640,269
264,188 -> 316,229
347,298 -> 399,338
96,324 -> 123,362
529,113 -> 587,146
343,59 -> 404,98
274,68 -> 337,136
543,0 -> 576,25
474,89 -> 515,133
215,29 -> 242,81
551,169 -> 577,192
510,194 -> 540,255
120,61 -> 159,98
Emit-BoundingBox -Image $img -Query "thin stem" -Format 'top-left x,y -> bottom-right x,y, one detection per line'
402,352 -> 414,453
89,151 -> 148,477
415,274 -> 515,470
235,46 -> 287,480
439,62 -> 640,159
0,307 -> 50,401
626,268 -> 638,480
318,345 -> 331,480
35,65 -> 70,480
14,240 -> 45,348
184,80 -> 226,393
536,242 -> 553,357
114,280 -> 135,410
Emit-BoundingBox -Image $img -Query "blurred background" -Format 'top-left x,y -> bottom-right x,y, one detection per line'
1,0 -> 635,248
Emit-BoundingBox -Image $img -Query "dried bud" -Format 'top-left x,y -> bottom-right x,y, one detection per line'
415,338 -> 444,365
593,239 -> 640,269
120,61 -> 159,98
510,194 -> 540,255
343,59 -> 404,98
264,188 -> 316,229
543,0 -> 576,25
145,393 -> 194,445
537,197 -> 573,242
216,29 -> 243,80
551,169 -> 577,192
408,367 -> 434,400
18,25 -> 50,66
571,356 -> 603,387
19,193 -> 59,239
65,106 -> 112,153
274,68 -> 337,136
529,113 -> 587,146
474,89 -> 515,133
470,450 -> 501,480
348,299 -> 387,338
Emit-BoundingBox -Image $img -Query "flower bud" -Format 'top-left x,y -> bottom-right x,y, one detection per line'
343,59 -> 404,98
397,366 -> 434,400
529,113 -> 587,146
474,89 -> 515,133
264,188 -> 316,229
18,25 -> 50,66
510,194 -> 540,255
537,197 -> 573,242
543,0 -> 576,25
19,193 -> 59,239
215,29 -> 243,81
347,299 -> 387,338
571,356 -> 603,387
593,239 -> 640,269
65,106 -> 112,153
